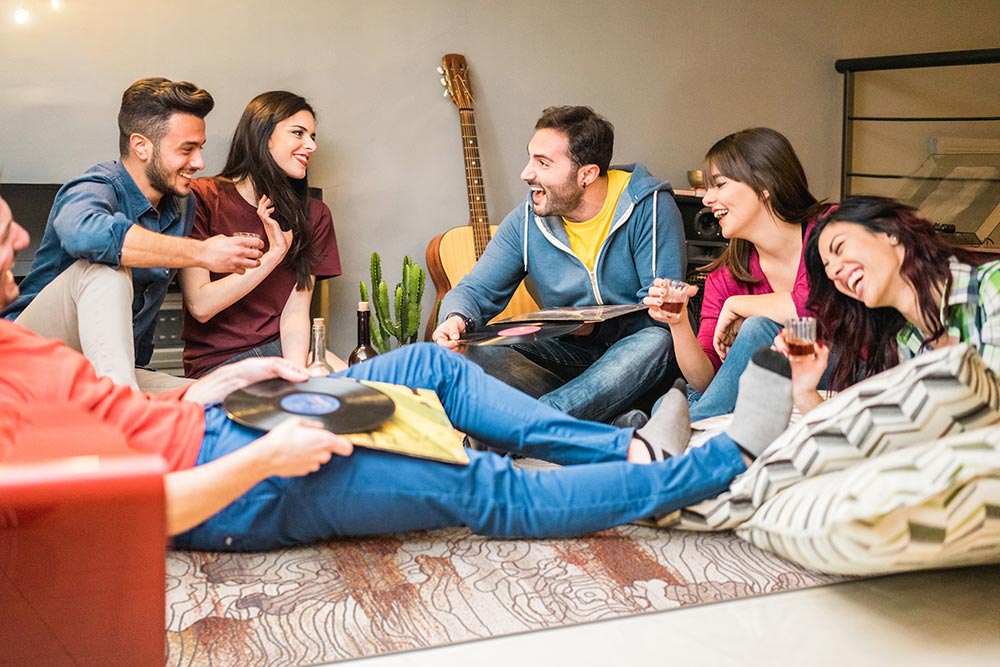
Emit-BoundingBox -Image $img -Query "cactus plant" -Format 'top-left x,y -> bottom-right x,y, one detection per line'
360,252 -> 425,353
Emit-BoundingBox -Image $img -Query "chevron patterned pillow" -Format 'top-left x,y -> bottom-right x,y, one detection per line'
735,427 -> 1000,575
679,344 -> 1000,531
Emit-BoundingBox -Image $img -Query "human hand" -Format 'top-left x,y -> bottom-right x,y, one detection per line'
201,234 -> 263,274
184,356 -> 310,405
645,277 -> 698,327
713,300 -> 744,360
257,195 -> 293,259
431,315 -> 469,354
773,329 -> 829,399
255,417 -> 353,477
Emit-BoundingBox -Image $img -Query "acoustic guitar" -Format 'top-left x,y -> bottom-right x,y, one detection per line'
423,53 -> 538,341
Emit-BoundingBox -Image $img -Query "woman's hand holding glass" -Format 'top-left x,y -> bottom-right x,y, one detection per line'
645,278 -> 696,327
774,328 -> 830,411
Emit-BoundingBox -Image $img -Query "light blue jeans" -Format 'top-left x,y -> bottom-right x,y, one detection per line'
465,323 -> 675,422
688,316 -> 782,422
173,343 -> 745,551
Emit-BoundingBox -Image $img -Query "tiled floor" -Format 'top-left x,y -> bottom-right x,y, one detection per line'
340,564 -> 1000,666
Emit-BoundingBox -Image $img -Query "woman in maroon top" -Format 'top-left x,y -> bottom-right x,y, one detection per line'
181,91 -> 345,378
644,127 -> 831,420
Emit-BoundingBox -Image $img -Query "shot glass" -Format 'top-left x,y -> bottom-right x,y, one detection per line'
661,279 -> 689,315
784,317 -> 817,359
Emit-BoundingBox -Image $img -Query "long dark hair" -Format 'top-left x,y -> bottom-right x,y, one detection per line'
805,195 -> 980,390
701,127 -> 825,282
219,91 -> 316,290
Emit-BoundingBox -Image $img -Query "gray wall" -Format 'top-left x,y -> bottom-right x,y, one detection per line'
2,0 -> 999,355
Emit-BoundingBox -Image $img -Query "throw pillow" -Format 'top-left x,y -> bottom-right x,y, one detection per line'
735,426 -> 1000,575
679,344 -> 1000,531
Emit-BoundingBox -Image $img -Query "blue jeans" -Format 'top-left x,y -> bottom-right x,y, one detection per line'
173,343 -> 745,551
688,316 -> 781,421
465,324 -> 675,422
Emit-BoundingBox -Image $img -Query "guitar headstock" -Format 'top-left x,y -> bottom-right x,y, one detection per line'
438,53 -> 474,111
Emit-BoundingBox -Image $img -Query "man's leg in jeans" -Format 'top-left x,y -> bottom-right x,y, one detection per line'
542,326 -> 674,422
341,343 -> 631,464
176,408 -> 745,550
15,260 -> 140,388
687,316 -> 781,421
463,344 -> 566,399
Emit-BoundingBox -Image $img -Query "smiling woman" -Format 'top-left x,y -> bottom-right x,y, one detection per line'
780,195 -> 1000,414
644,127 -> 833,421
179,91 -> 345,379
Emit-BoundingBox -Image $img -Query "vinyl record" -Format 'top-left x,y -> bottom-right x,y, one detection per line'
224,377 -> 395,434
459,321 -> 583,346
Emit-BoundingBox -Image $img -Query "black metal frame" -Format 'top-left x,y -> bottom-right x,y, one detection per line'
834,48 -> 1000,197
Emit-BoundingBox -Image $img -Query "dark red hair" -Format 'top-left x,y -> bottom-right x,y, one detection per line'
805,196 -> 979,390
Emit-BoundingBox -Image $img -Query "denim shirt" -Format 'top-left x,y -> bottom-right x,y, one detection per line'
2,160 -> 193,365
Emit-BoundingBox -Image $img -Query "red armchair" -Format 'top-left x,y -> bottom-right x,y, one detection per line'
1,403 -> 167,666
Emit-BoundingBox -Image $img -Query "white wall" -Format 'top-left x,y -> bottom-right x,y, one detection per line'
2,0 -> 998,355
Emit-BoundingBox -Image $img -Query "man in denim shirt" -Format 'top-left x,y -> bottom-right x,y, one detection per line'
2,77 -> 263,391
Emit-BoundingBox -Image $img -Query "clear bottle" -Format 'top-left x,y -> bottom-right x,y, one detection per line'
348,301 -> 379,366
306,317 -> 335,377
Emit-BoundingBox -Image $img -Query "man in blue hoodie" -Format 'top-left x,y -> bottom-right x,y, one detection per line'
433,106 -> 685,422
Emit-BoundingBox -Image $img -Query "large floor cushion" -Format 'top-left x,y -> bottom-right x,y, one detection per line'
679,344 -> 1000,531
736,426 -> 1000,575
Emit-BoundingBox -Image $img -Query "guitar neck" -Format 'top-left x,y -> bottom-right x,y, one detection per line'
458,108 -> 491,258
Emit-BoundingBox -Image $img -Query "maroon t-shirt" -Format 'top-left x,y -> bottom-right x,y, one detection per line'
182,178 -> 342,377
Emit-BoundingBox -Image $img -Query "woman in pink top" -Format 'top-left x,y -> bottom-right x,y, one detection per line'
645,127 -> 832,420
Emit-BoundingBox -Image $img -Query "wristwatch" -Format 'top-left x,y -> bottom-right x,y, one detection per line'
445,312 -> 476,333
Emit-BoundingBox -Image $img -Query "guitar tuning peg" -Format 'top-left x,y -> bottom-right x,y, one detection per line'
440,77 -> 447,86
436,67 -> 444,74
443,90 -> 450,98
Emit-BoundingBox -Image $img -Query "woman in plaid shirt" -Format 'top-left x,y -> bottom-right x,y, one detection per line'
777,195 -> 1000,414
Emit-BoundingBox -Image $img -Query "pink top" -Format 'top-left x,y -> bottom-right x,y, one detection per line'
697,220 -> 816,371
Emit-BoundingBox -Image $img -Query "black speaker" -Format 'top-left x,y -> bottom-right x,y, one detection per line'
674,193 -> 723,242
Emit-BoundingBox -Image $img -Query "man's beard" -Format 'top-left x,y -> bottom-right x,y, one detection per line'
533,177 -> 584,218
145,148 -> 183,198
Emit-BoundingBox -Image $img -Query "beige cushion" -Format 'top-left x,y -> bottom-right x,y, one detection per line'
679,344 -> 1000,531
736,427 -> 1000,575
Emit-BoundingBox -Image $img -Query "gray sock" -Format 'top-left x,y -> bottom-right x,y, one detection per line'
725,347 -> 793,458
635,379 -> 691,460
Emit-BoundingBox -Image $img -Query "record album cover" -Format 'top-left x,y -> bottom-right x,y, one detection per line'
498,303 -> 647,324
348,381 -> 469,465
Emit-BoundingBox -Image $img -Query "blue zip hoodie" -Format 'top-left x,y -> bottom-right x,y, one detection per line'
440,163 -> 686,327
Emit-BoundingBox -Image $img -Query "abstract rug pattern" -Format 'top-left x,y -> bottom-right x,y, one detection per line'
165,526 -> 843,666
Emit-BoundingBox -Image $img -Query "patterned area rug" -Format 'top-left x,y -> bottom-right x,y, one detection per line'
165,526 -> 843,666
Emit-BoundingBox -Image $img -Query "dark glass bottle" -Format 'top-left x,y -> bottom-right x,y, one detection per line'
348,301 -> 378,366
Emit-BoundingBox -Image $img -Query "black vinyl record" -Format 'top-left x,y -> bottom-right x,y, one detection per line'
459,321 -> 583,346
224,377 -> 395,433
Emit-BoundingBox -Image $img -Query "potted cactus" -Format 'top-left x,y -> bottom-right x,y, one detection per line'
359,252 -> 425,353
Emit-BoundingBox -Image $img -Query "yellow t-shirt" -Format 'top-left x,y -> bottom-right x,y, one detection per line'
564,170 -> 631,271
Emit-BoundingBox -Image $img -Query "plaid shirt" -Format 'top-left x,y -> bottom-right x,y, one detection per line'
896,257 -> 1000,372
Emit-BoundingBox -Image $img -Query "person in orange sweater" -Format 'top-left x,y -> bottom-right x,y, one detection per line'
1,194 -> 784,551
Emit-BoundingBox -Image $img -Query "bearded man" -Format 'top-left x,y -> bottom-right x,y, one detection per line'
433,106 -> 685,422
3,77 -> 261,391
